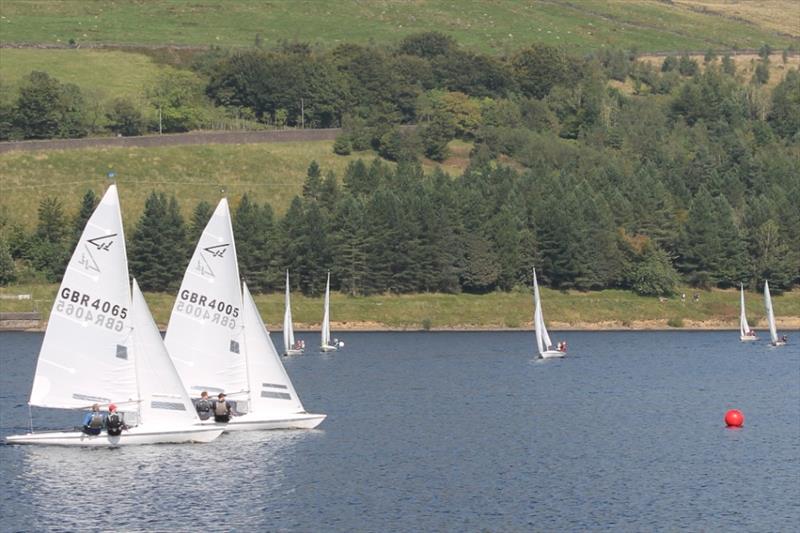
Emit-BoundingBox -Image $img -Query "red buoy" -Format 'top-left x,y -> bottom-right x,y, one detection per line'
725,409 -> 744,427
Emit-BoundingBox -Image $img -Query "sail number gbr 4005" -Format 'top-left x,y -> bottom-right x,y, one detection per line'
175,290 -> 239,330
55,287 -> 127,331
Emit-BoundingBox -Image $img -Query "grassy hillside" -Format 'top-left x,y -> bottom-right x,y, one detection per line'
0,140 -> 470,230
2,283 -> 798,330
0,0 -> 796,53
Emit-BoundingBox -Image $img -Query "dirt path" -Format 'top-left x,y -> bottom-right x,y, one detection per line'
0,128 -> 342,154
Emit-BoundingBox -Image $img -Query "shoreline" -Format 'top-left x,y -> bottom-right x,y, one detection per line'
3,318 -> 799,333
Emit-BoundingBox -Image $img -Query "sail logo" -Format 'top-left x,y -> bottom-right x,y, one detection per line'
78,234 -> 116,273
194,243 -> 230,277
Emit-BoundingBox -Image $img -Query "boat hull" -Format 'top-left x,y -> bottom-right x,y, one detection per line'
284,348 -> 304,356
771,341 -> 787,347
540,350 -> 566,359
740,335 -> 758,342
5,425 -> 223,447
320,344 -> 338,352
208,412 -> 326,431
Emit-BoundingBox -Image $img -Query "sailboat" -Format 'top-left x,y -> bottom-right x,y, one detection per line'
164,199 -> 325,431
739,284 -> 757,341
6,186 -> 222,446
533,269 -> 565,359
320,271 -> 343,352
283,270 -> 303,356
764,280 -> 787,347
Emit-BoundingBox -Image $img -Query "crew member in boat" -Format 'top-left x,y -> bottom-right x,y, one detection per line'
194,391 -> 213,420
557,341 -> 567,353
213,393 -> 235,423
81,403 -> 106,436
106,404 -> 126,436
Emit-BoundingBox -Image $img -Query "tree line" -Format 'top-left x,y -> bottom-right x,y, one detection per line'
0,34 -> 798,294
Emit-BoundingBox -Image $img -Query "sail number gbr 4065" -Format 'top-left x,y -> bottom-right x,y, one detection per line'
175,290 -> 239,329
55,287 -> 127,331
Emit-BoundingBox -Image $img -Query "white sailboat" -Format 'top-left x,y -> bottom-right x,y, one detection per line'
764,280 -> 787,347
739,284 -> 757,341
320,271 -> 343,352
533,269 -> 565,359
164,198 -> 325,431
283,270 -> 303,356
6,186 -> 222,446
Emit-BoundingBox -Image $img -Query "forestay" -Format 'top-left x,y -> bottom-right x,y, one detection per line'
131,279 -> 199,426
243,283 -> 305,414
164,199 -> 246,398
29,185 -> 137,410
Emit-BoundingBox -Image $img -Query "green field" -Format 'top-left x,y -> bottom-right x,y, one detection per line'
2,283 -> 798,330
0,48 -> 180,107
0,0 -> 796,53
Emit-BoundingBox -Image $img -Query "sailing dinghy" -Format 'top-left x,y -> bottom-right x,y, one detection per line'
764,280 -> 787,347
164,199 -> 325,431
283,270 -> 304,356
533,269 -> 565,359
739,284 -> 757,341
320,271 -> 343,352
6,186 -> 222,446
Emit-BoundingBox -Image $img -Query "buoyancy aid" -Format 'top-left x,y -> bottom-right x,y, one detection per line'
214,400 -> 229,416
88,412 -> 104,429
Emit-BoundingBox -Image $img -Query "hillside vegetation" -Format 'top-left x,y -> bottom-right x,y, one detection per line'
0,0 -> 797,52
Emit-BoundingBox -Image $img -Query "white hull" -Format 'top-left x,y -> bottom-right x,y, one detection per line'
284,348 -> 304,356
205,412 -> 326,431
740,335 -> 757,342
320,344 -> 338,352
771,341 -> 787,347
540,350 -> 566,359
5,425 -> 223,447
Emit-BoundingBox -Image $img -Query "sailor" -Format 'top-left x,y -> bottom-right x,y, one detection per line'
106,404 -> 125,436
81,403 -> 105,436
213,393 -> 233,423
195,391 -> 213,420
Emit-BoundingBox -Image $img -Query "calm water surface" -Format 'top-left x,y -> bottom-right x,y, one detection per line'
1,331 -> 798,531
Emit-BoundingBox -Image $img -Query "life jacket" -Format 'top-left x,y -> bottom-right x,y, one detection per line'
88,412 -> 104,429
214,400 -> 229,416
196,399 -> 211,413
107,412 -> 122,430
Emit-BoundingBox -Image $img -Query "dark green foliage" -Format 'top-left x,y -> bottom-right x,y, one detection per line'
626,245 -> 679,296
399,32 -> 457,58
72,189 -> 99,250
768,69 -> 800,138
661,56 -> 678,72
129,192 -> 188,292
12,71 -> 88,139
30,197 -> 70,282
678,54 -> 699,76
333,134 -> 352,155
753,61 -> 770,85
189,199 -> 213,245
511,44 -> 572,99
0,237 -> 17,285
106,98 -> 146,136
234,194 -> 279,291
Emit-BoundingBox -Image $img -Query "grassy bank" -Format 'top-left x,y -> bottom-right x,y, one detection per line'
0,140 -> 470,230
3,283 -> 799,331
0,1 -> 796,52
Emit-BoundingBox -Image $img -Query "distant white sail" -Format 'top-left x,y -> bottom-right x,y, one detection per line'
764,280 -> 779,344
283,270 -> 296,353
29,185 -> 137,409
165,198 -> 246,398
321,271 -> 332,348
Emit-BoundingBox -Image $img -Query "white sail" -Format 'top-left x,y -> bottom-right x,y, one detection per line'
764,280 -> 778,344
131,279 -> 199,426
739,284 -> 751,338
321,271 -> 332,347
164,198 -> 246,398
533,269 -> 554,354
243,282 -> 305,415
29,185 -> 137,410
283,270 -> 295,352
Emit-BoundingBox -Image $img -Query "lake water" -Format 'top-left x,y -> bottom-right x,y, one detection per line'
1,330 -> 798,531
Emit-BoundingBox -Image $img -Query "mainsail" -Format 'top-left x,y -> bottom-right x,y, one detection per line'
321,271 -> 332,348
764,280 -> 778,344
739,284 -> 751,338
164,198 -> 246,398
283,270 -> 295,352
29,185 -> 137,410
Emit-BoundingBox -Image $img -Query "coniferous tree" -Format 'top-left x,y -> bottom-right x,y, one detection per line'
30,196 -> 70,281
72,189 -> 98,247
0,237 -> 16,285
130,192 -> 172,292
234,194 -> 278,292
189,200 -> 213,246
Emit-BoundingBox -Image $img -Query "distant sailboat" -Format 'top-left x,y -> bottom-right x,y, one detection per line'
764,280 -> 787,347
320,272 -> 342,352
739,284 -> 757,342
283,270 -> 303,356
6,186 -> 222,446
165,199 -> 325,431
533,269 -> 565,359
